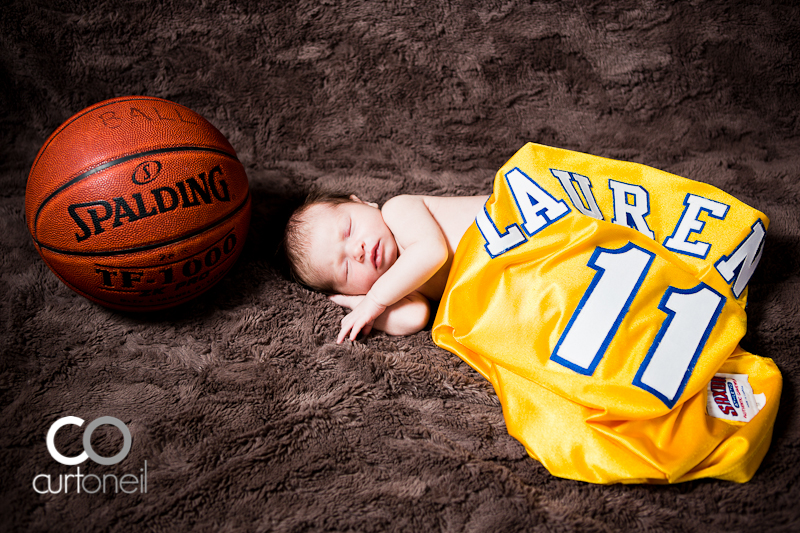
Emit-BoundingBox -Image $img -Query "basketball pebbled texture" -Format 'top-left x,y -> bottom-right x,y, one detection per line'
25,96 -> 252,311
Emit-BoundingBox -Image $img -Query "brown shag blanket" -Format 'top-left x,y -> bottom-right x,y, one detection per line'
2,1 -> 799,531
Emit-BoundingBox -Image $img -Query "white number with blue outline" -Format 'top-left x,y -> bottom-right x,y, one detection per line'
552,243 -> 653,375
552,242 -> 726,407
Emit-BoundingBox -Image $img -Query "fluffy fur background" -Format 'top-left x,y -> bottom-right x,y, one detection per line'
1,1 -> 799,531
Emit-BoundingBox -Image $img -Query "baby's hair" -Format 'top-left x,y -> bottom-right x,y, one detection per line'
282,191 -> 357,293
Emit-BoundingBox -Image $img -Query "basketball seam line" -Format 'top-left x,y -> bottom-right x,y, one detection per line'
34,191 -> 251,257
32,145 -> 241,237
30,96 -> 193,173
93,228 -> 235,270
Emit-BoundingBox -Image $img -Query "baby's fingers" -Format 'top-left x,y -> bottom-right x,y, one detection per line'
347,316 -> 375,342
348,322 -> 363,341
337,312 -> 372,343
346,317 -> 367,342
337,314 -> 359,344
329,294 -> 350,307
337,322 -> 353,344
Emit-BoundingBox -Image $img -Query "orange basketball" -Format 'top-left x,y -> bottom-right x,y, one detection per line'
25,96 -> 252,311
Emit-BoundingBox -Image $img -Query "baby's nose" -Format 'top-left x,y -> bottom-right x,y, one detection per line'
352,241 -> 365,262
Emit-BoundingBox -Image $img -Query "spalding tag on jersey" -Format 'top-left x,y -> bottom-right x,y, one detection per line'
432,143 -> 781,484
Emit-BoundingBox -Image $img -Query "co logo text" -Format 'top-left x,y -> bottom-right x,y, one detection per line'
46,416 -> 132,466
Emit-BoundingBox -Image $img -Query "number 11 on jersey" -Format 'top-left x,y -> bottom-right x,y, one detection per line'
551,242 -> 726,407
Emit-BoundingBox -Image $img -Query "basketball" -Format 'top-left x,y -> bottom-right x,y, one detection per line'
25,96 -> 252,311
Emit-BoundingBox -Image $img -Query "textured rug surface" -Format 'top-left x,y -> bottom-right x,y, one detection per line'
2,1 -> 799,531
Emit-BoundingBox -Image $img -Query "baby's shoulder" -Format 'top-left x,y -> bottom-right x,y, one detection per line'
382,194 -> 423,209
382,194 -> 453,214
383,194 -> 488,228
380,194 -> 428,220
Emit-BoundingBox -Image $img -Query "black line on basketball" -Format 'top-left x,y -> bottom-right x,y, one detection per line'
29,97 -> 191,174
35,191 -> 250,257
32,145 -> 241,236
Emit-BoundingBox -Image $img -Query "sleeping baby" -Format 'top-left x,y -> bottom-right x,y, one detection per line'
281,142 -> 781,485
282,191 -> 487,343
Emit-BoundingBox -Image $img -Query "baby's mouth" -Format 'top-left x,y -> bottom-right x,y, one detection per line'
371,241 -> 381,270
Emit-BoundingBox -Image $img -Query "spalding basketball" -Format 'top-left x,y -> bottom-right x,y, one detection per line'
25,96 -> 251,311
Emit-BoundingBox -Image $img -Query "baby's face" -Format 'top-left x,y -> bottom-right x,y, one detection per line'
304,200 -> 398,295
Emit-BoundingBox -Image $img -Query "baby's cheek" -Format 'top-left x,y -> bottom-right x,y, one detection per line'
361,272 -> 381,293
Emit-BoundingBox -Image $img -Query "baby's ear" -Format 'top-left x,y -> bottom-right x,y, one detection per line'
349,195 -> 378,208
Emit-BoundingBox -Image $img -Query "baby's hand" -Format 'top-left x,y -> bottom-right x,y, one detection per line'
329,294 -> 364,310
337,294 -> 387,344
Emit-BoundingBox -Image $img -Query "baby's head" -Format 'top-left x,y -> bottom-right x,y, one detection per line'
283,192 -> 398,295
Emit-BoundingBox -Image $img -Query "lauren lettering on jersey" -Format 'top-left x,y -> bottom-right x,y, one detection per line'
476,165 -> 766,300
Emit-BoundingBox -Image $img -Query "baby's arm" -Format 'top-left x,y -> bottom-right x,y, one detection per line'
337,195 -> 449,342
330,292 -> 430,336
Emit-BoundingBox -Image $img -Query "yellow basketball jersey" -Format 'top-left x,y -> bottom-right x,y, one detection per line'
432,143 -> 781,484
